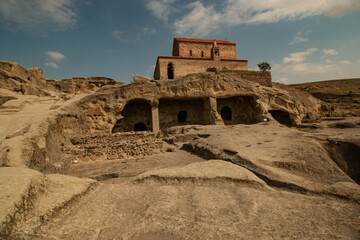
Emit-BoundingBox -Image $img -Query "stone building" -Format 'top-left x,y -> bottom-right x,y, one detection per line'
98,37 -> 276,134
154,38 -> 248,80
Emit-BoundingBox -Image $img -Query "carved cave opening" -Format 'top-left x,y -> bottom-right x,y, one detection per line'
220,106 -> 232,121
178,111 -> 187,123
217,96 -> 260,125
159,98 -> 208,129
112,99 -> 152,133
269,110 -> 292,126
134,123 -> 147,131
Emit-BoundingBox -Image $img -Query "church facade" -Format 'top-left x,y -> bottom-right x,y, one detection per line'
153,38 -> 248,80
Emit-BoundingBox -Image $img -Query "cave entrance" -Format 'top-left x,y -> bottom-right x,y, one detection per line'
112,99 -> 152,133
167,63 -> 174,79
177,111 -> 187,123
269,110 -> 292,126
220,106 -> 232,121
134,123 -> 147,131
159,98 -> 207,129
217,96 -> 260,125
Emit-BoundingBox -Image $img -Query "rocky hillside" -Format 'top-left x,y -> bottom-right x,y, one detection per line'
0,61 -> 53,96
0,61 -> 359,239
290,78 -> 360,116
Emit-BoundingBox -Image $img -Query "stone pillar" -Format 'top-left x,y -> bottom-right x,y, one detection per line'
151,106 -> 160,134
205,97 -> 223,125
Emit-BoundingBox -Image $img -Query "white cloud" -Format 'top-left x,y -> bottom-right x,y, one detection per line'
279,62 -> 337,74
112,30 -> 124,41
46,51 -> 65,62
282,48 -> 318,64
273,47 -> 360,83
277,77 -> 289,84
45,50 -> 65,68
162,0 -> 360,37
0,0 -> 77,33
112,30 -> 136,42
112,27 -> 156,43
323,49 -> 338,56
145,0 -> 176,21
146,64 -> 156,77
142,27 -> 156,36
339,60 -> 351,64
289,32 -> 309,45
174,1 -> 221,37
223,0 -> 360,24
45,62 -> 59,68
275,48 -> 338,74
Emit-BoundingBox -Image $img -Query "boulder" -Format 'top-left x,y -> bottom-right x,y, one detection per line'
133,75 -> 152,84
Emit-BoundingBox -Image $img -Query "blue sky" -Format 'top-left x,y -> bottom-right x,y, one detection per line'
0,0 -> 359,84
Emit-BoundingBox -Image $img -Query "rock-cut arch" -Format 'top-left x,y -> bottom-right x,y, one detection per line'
112,99 -> 152,133
269,110 -> 292,126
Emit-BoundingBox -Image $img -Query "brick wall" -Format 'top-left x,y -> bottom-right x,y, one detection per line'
155,58 -> 247,80
176,42 -> 237,59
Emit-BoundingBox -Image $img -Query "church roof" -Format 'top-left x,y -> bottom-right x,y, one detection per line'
174,38 -> 236,45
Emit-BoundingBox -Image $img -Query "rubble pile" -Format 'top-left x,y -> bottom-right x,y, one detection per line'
63,132 -> 163,162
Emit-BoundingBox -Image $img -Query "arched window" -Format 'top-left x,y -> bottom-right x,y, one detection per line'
201,51 -> 204,57
167,63 -> 174,79
190,50 -> 192,56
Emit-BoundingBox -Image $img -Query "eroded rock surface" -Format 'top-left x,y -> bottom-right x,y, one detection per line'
0,61 -> 359,239
0,61 -> 52,96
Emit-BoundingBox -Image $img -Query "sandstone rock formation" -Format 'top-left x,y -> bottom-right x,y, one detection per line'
60,70 -> 327,136
291,78 -> 360,116
0,61 -> 53,96
47,77 -> 120,94
0,61 -> 359,239
132,74 -> 152,84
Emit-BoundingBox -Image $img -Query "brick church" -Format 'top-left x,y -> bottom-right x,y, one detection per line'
154,38 -> 248,80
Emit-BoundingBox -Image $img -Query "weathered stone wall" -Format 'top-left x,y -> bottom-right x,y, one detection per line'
158,98 -> 209,129
217,96 -> 263,124
219,70 -> 272,87
46,77 -> 118,94
176,42 -> 237,59
155,57 -> 247,80
63,132 -> 163,161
